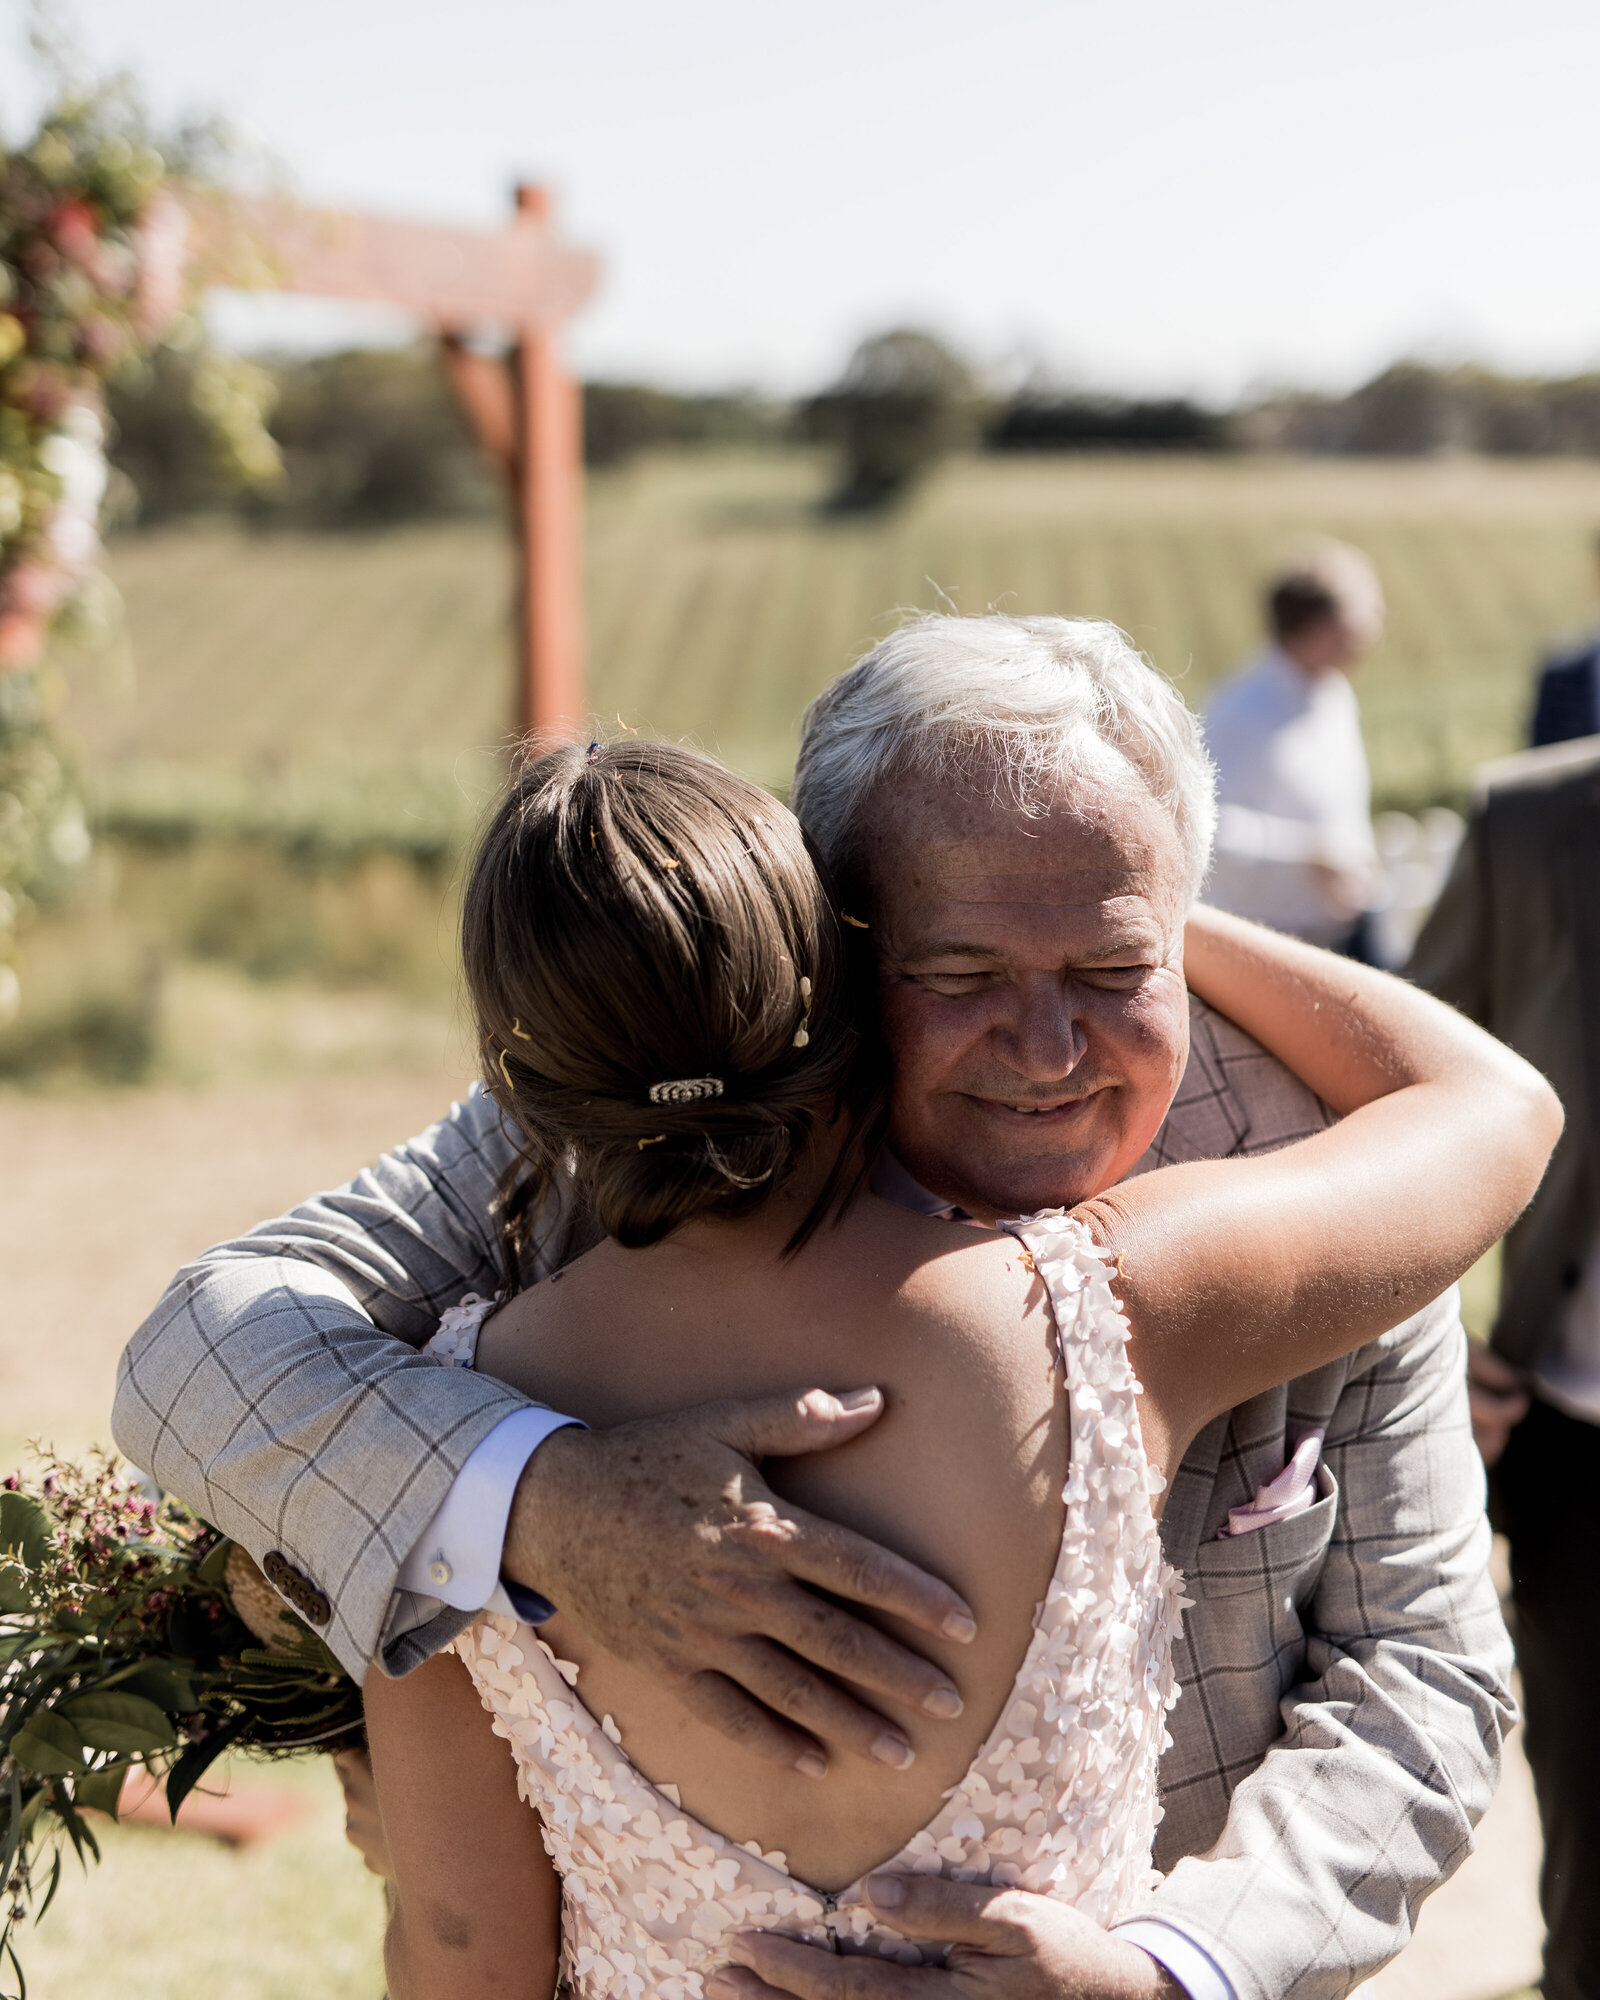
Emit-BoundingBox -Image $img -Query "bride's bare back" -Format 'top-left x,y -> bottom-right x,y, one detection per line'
476,1193 -> 1059,1890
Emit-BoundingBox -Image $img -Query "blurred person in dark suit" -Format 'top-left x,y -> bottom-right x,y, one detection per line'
1531,534 -> 1600,746
1410,733 -> 1600,2000
1202,543 -> 1387,961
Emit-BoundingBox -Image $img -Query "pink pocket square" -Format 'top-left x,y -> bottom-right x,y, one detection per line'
1217,1430 -> 1326,1539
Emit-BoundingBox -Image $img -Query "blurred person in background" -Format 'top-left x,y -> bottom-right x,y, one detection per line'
1531,532 -> 1600,746
1410,734 -> 1600,2000
1203,543 -> 1386,960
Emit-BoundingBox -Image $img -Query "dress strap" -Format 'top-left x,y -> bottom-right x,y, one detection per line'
421,1293 -> 497,1369
1000,1211 -> 1165,1512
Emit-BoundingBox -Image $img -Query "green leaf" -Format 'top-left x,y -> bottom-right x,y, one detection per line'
165,1712 -> 248,1820
0,1493 -> 52,1571
117,1660 -> 199,1712
63,1693 -> 176,1754
10,1713 -> 86,1776
0,1622 -> 36,1662
194,1538 -> 233,1587
0,1563 -> 30,1614
71,1763 -> 130,1819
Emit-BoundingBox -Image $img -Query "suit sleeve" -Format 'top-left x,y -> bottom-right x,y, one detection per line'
111,1086 -> 550,1679
1531,664 -> 1560,748
1126,1299 -> 1516,2000
1405,806 -> 1491,1023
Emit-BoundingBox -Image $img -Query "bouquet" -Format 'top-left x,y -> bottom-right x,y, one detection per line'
0,1450 -> 361,1994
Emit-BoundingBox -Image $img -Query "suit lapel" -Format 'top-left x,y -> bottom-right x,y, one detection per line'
1159,1413 -> 1229,1572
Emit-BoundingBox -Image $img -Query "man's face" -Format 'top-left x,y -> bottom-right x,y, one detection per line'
867,760 -> 1191,1221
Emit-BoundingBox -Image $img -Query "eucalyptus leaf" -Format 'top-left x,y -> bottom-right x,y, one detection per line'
194,1539 -> 233,1587
10,1713 -> 85,1776
165,1711 -> 248,1820
0,1493 -> 52,1570
71,1763 -> 130,1819
117,1660 -> 199,1712
63,1692 -> 176,1753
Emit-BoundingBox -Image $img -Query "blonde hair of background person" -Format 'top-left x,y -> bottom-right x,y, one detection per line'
365,740 -> 1558,2000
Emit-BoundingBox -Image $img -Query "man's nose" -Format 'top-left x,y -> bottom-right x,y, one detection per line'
996,977 -> 1087,1081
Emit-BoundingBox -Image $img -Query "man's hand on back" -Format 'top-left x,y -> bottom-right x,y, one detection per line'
502,1388 -> 977,1775
702,1876 -> 1182,2000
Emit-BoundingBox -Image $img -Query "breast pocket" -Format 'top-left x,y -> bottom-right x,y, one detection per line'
1187,1468 -> 1339,1605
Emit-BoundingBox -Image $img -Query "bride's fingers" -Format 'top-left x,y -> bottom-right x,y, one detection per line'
738,1575 -> 967,1721
672,1667 -> 831,1775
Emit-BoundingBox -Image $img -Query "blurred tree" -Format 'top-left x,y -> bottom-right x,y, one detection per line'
582,381 -> 784,468
1242,361 -> 1600,457
802,329 -> 978,511
261,347 -> 495,525
987,392 -> 1223,452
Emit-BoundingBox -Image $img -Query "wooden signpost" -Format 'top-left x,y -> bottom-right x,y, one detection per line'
188,183 -> 600,739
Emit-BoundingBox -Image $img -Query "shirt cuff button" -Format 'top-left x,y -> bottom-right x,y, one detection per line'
428,1558 -> 453,1587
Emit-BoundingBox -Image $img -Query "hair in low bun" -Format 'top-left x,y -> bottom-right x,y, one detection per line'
461,739 -> 886,1283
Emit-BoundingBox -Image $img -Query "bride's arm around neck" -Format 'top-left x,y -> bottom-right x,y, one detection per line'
365,1649 -> 560,2000
1083,904 -> 1562,1472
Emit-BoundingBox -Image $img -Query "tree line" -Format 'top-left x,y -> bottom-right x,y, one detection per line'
104,334 -> 1600,528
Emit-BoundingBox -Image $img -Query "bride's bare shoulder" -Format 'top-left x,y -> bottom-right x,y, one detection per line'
815,1198 -> 1049,1344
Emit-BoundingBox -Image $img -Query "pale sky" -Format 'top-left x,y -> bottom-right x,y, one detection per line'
4,0 -> 1600,398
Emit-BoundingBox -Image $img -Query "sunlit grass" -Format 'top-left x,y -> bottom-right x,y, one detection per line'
14,1755 -> 385,2000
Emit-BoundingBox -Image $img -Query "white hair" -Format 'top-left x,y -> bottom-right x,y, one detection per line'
792,613 -> 1217,901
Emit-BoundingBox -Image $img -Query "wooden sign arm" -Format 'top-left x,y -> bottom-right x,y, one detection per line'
438,332 -> 518,483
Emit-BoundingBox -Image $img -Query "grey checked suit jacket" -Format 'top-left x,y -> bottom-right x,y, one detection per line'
113,998 -> 1514,2000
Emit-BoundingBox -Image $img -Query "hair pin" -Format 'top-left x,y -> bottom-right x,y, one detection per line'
498,1047 -> 515,1091
840,911 -> 870,931
793,974 -> 813,1049
661,858 -> 680,869
586,740 -> 601,764
510,1019 -> 533,1041
638,1133 -> 666,1150
648,1076 -> 724,1105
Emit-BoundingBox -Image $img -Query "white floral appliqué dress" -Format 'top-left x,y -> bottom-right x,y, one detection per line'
425,1211 -> 1185,1998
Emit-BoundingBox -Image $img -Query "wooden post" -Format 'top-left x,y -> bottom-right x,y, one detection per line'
184,184 -> 597,743
513,184 -> 585,742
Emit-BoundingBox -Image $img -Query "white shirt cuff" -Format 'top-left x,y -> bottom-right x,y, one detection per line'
1113,1919 -> 1238,2000
396,1407 -> 584,1613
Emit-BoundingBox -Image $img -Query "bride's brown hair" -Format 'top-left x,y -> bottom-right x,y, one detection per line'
462,739 -> 887,1283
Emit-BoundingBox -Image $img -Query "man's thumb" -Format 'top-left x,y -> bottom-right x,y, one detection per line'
714,1387 -> 885,1461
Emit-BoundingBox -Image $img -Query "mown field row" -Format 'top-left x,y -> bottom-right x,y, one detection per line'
69,447 -> 1600,814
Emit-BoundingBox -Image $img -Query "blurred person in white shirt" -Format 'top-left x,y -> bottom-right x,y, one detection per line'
1203,542 -> 1386,957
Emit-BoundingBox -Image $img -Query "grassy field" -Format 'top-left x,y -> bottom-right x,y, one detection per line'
70,446 -> 1600,813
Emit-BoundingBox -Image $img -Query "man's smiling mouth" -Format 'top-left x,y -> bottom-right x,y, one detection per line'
971,1093 -> 1102,1120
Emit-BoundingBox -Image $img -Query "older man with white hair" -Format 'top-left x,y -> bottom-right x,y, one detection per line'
115,615 -> 1511,2000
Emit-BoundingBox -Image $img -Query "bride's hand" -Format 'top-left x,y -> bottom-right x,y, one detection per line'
500,1389 -> 978,1778
706,1874 -> 1181,1999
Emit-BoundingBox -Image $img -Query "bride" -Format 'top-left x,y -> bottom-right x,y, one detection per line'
363,739 -> 1556,1999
